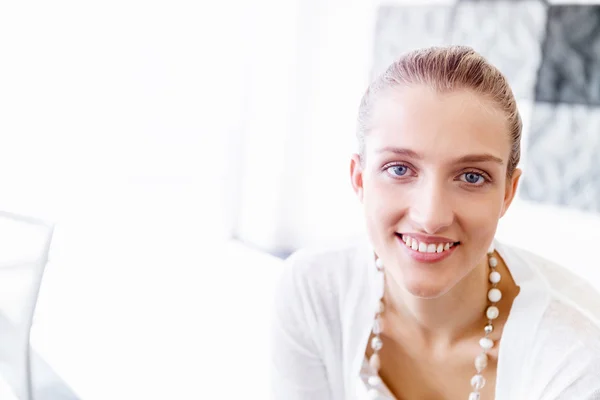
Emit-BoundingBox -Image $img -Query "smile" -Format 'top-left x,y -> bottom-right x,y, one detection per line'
396,233 -> 460,262
398,234 -> 458,253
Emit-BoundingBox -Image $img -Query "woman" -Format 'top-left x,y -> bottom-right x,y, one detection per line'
270,46 -> 600,400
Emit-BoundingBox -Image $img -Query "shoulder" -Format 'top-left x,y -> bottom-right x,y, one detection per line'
520,298 -> 600,398
282,237 -> 370,284
509,242 -> 600,350
500,242 -> 600,322
499,243 -> 600,396
537,297 -> 600,350
275,237 -> 370,318
539,299 -> 600,398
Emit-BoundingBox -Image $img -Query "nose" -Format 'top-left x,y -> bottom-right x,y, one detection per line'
408,179 -> 454,235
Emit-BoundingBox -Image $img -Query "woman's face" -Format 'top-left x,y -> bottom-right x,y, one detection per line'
350,86 -> 521,299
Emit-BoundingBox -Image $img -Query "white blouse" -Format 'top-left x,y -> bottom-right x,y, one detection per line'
270,237 -> 600,399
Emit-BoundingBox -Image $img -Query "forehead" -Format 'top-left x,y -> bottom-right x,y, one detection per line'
367,86 -> 511,162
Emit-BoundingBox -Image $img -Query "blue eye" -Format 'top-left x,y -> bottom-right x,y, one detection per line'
462,172 -> 485,185
388,165 -> 409,177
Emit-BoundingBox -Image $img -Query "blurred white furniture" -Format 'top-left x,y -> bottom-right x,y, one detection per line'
0,211 -> 54,400
31,229 -> 284,399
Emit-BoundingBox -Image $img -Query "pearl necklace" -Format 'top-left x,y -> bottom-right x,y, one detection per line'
367,243 -> 501,400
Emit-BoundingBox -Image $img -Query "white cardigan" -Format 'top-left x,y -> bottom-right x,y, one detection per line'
270,238 -> 600,399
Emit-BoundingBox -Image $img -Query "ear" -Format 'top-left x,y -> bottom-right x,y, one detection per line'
500,168 -> 522,218
350,154 -> 365,203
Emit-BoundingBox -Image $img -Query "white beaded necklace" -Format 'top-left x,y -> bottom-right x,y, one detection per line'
367,243 -> 501,400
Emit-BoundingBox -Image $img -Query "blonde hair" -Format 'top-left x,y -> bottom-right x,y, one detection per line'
357,45 -> 522,177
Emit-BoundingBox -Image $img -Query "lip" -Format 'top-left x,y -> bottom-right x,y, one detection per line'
396,234 -> 458,263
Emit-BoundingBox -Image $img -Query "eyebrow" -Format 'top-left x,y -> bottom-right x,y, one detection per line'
376,147 -> 504,165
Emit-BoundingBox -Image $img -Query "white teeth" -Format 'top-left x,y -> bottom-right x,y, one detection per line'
400,235 -> 456,254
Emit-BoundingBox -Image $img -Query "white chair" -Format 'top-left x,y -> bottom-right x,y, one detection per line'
0,211 -> 54,400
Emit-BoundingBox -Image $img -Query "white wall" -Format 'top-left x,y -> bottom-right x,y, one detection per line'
0,0 -> 251,239
0,1 -> 254,397
233,0 -> 377,252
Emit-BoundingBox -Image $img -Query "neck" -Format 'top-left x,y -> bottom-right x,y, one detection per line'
383,254 -> 490,347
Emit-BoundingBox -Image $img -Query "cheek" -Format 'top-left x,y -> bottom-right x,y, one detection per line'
456,195 -> 504,235
363,177 -> 407,223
